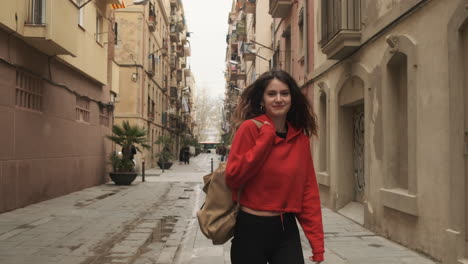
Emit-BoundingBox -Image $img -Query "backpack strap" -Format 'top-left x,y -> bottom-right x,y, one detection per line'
236,119 -> 264,207
251,119 -> 263,128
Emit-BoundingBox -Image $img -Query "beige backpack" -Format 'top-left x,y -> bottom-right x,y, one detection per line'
196,119 -> 262,245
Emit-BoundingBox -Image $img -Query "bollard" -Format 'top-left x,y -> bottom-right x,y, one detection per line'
211,158 -> 213,173
142,160 -> 145,182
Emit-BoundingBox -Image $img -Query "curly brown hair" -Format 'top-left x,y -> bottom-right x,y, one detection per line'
232,70 -> 318,137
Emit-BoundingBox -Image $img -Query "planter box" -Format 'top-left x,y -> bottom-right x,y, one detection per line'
157,161 -> 173,170
109,172 -> 138,185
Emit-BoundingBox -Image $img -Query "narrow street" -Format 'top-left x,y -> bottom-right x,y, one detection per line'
0,153 -> 438,264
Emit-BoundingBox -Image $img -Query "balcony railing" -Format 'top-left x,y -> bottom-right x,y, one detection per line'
236,20 -> 246,37
320,0 -> 361,59
242,42 -> 255,61
269,0 -> 292,18
321,0 -> 361,47
244,0 -> 256,14
26,0 -> 46,25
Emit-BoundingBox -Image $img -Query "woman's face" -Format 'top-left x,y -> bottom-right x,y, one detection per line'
261,78 -> 291,120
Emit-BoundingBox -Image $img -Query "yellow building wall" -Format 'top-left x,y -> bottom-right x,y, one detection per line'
59,2 -> 108,85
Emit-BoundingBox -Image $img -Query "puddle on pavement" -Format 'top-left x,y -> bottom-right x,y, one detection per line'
151,216 -> 178,243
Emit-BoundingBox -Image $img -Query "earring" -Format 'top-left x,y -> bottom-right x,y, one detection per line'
260,105 -> 264,112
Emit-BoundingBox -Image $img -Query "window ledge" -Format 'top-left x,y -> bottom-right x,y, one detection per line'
317,171 -> 330,186
380,188 -> 418,216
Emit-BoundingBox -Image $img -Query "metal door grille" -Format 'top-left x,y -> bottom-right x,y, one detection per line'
353,108 -> 365,191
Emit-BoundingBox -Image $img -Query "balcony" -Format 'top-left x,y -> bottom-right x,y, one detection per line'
230,32 -> 238,50
170,0 -> 181,9
181,57 -> 186,68
228,12 -> 237,24
320,0 -> 361,60
244,0 -> 256,14
229,65 -> 238,81
184,45 -> 191,57
176,44 -> 184,57
237,70 -> 246,81
236,20 -> 246,41
148,16 -> 156,32
242,42 -> 255,61
170,87 -> 178,99
23,0 -> 78,56
170,54 -> 177,69
170,23 -> 182,42
148,112 -> 155,121
176,69 -> 183,82
269,0 -> 292,18
104,0 -> 123,4
147,54 -> 155,76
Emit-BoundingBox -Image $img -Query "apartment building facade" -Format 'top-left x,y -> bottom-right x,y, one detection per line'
223,0 -> 314,138
310,0 -> 468,262
113,0 -> 193,167
223,0 -> 468,262
0,0 -> 119,213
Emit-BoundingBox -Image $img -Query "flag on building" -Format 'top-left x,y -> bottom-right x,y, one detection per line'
111,2 -> 126,9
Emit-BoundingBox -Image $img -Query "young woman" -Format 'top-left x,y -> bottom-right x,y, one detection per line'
226,70 -> 324,264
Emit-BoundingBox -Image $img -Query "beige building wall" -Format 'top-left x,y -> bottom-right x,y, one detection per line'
114,0 -> 190,168
310,0 -> 468,262
253,0 -> 273,78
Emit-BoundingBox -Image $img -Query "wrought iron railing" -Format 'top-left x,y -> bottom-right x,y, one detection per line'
320,0 -> 361,47
26,0 -> 46,25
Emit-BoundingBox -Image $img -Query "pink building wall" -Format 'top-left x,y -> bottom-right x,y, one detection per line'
0,29 -> 112,213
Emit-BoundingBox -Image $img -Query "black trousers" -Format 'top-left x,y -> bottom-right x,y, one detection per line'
231,210 -> 305,264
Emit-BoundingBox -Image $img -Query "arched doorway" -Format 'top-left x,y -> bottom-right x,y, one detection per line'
336,76 -> 366,223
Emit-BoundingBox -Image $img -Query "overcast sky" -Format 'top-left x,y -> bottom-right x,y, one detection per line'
182,0 -> 232,100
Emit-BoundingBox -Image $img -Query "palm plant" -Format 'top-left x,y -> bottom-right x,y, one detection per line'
107,121 -> 150,172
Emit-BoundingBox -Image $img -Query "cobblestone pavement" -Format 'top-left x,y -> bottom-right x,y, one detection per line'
0,153 -> 439,264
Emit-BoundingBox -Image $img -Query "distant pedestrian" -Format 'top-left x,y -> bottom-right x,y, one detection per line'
183,146 -> 190,165
220,145 -> 227,162
179,147 -> 185,165
226,70 -> 324,263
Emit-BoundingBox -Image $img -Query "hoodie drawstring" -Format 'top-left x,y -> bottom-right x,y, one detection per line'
280,213 -> 285,231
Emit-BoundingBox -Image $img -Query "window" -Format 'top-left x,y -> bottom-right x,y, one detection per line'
387,52 -> 409,190
96,13 -> 104,43
318,91 -> 328,172
27,0 -> 46,25
76,0 -> 85,27
15,70 -> 43,112
76,96 -> 90,123
99,106 -> 110,127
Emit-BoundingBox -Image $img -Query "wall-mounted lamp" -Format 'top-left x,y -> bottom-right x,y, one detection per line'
131,72 -> 138,82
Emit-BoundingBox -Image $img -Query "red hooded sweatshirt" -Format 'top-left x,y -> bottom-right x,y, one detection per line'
226,114 -> 324,262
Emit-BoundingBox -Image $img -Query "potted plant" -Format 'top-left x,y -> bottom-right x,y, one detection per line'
155,135 -> 174,170
106,121 -> 150,185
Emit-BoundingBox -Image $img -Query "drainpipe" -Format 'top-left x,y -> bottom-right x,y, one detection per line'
304,0 -> 308,74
